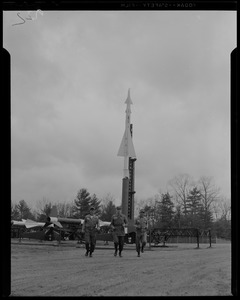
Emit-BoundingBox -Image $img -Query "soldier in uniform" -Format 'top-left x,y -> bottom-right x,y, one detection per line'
82,207 -> 100,257
110,206 -> 128,257
135,209 -> 148,257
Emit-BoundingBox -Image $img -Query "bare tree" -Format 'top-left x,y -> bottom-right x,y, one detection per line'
56,201 -> 75,218
99,193 -> 117,221
135,194 -> 161,227
134,197 -> 146,215
36,197 -> 52,214
212,196 -> 231,220
35,197 -> 52,221
135,195 -> 159,216
168,173 -> 194,216
100,193 -> 116,208
198,176 -> 220,228
198,176 -> 220,211
222,199 -> 231,221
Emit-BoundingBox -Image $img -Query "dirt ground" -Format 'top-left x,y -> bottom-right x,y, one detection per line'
10,239 -> 232,296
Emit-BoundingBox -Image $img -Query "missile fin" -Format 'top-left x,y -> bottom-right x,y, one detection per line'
117,128 -> 136,158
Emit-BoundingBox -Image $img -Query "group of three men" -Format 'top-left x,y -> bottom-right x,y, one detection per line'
81,206 -> 147,258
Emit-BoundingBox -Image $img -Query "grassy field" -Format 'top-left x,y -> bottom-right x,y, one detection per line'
10,239 -> 232,296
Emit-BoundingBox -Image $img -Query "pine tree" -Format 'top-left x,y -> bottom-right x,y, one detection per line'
100,200 -> 116,221
185,187 -> 203,228
90,193 -> 102,216
73,188 -> 92,218
156,193 -> 175,228
11,203 -> 20,220
199,205 -> 214,230
16,199 -> 35,220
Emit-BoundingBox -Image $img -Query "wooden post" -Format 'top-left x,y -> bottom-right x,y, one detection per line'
149,228 -> 151,250
196,229 -> 199,248
18,228 -> 21,243
209,229 -> 212,247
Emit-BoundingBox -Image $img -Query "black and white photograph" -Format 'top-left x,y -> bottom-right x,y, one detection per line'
3,6 -> 236,297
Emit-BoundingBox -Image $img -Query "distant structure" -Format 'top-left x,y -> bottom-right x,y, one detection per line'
117,89 -> 137,231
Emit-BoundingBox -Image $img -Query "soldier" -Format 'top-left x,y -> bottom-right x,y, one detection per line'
135,209 -> 148,257
82,207 -> 100,257
110,206 -> 128,257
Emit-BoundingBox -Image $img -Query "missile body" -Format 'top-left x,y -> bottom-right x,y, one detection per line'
117,89 -> 136,178
118,89 -> 136,221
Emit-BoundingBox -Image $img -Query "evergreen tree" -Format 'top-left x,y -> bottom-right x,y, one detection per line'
156,193 -> 175,228
73,188 -> 91,218
11,203 -> 20,220
16,199 -> 35,220
199,205 -> 214,230
90,193 -> 102,216
100,200 -> 116,221
185,187 -> 203,228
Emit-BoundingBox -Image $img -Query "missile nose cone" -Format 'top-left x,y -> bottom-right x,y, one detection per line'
125,88 -> 133,105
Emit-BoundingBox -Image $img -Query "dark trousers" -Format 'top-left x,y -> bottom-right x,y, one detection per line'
113,235 -> 124,253
136,232 -> 147,253
85,230 -> 96,253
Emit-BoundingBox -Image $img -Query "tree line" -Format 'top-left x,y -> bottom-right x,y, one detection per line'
11,174 -> 231,240
11,189 -> 117,223
137,174 -> 231,240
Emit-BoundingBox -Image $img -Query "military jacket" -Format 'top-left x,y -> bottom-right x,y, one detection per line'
83,214 -> 99,232
110,213 -> 128,236
135,216 -> 148,233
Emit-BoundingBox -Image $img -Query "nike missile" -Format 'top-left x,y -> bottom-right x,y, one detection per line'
117,89 -> 136,178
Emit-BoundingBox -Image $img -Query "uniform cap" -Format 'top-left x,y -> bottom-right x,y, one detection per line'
116,206 -> 121,210
90,206 -> 95,210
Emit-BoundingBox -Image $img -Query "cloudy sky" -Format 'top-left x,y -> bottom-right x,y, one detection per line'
3,10 -> 236,209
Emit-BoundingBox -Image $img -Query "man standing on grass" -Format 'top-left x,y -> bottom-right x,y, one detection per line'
110,206 -> 128,257
82,207 -> 100,257
135,209 -> 148,257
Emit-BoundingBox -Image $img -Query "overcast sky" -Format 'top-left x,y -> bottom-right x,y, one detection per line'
3,10 -> 236,209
